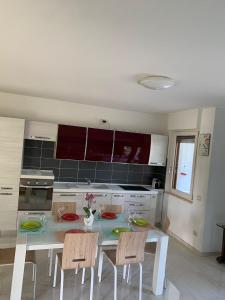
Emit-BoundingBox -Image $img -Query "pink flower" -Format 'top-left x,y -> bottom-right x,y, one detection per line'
85,193 -> 96,208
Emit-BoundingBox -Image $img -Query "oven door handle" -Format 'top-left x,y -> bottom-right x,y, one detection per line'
20,185 -> 53,189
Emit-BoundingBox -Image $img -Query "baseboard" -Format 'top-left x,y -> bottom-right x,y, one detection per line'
167,230 -> 220,256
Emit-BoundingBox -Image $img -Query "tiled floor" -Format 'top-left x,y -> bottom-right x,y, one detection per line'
1,238 -> 225,300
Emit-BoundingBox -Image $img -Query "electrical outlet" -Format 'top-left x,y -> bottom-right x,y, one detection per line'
196,195 -> 202,201
193,230 -> 198,237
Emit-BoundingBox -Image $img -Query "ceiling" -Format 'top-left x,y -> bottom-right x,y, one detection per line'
0,0 -> 225,113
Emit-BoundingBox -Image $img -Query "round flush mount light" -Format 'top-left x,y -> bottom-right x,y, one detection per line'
137,75 -> 176,90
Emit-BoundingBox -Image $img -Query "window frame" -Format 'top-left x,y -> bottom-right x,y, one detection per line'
170,130 -> 198,202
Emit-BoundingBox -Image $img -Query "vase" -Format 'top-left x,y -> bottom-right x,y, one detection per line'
84,209 -> 94,227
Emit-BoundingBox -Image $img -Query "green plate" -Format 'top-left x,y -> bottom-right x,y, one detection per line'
20,220 -> 42,231
112,227 -> 132,237
132,217 -> 149,227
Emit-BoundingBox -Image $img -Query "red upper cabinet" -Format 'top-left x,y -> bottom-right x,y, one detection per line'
85,128 -> 114,162
112,131 -> 151,164
56,125 -> 87,160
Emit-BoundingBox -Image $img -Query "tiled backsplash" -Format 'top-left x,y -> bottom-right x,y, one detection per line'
23,139 -> 166,186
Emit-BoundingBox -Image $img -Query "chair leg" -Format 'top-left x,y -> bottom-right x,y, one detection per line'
75,268 -> 78,275
164,277 -> 167,289
113,266 -> 117,300
123,265 -> 127,280
126,264 -> 130,283
81,268 -> 86,285
90,267 -> 94,300
98,250 -> 104,282
139,263 -> 143,300
53,255 -> 58,287
60,269 -> 64,300
49,249 -> 53,277
32,263 -> 35,281
33,264 -> 37,300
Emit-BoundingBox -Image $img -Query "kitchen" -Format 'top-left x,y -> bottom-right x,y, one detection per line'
1,1 -> 225,300
1,116 -> 169,300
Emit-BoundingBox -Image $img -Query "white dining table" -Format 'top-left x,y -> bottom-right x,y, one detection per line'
8,215 -> 169,300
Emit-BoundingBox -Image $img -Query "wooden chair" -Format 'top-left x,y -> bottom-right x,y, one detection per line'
100,204 -> 123,214
97,204 -> 124,278
98,231 -> 148,300
53,232 -> 99,300
144,216 -> 170,255
48,202 -> 76,276
52,202 -> 76,218
0,248 -> 37,299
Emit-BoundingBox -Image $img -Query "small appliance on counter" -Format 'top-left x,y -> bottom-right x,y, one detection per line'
152,178 -> 161,189
18,169 -> 54,212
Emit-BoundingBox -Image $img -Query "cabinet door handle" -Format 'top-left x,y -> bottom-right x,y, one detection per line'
59,194 -> 77,197
33,136 -> 51,140
1,187 -> 13,190
0,192 -> 13,195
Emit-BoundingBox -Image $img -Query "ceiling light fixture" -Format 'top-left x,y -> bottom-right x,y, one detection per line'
137,75 -> 176,90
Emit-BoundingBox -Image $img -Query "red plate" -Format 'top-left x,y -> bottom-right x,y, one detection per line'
65,229 -> 85,234
61,213 -> 79,221
101,212 -> 117,219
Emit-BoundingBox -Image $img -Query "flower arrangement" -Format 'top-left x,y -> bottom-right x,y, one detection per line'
83,193 -> 96,218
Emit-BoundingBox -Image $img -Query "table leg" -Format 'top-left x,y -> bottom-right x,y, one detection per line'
152,235 -> 169,295
10,235 -> 27,300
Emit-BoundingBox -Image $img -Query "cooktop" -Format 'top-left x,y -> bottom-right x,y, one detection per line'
119,185 -> 150,191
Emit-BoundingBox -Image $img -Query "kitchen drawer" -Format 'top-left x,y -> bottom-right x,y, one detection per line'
111,194 -> 126,206
127,194 -> 150,201
0,193 -> 19,211
124,201 -> 146,210
91,193 -> 112,210
0,181 -> 19,192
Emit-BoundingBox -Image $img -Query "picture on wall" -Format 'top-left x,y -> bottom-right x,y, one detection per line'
198,134 -> 211,156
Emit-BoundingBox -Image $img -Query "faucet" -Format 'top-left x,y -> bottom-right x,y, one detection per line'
85,178 -> 91,185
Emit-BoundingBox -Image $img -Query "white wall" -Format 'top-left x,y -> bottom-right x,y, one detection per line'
202,107 -> 225,252
165,107 -> 216,252
168,108 -> 200,131
0,92 -> 167,134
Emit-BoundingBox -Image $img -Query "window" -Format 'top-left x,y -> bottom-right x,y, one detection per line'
171,132 -> 198,201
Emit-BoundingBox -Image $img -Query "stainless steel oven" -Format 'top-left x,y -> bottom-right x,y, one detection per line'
18,177 -> 53,211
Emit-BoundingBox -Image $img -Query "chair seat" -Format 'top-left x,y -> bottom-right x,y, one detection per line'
144,242 -> 156,254
0,248 -> 36,265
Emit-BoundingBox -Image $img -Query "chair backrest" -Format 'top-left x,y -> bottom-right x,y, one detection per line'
162,216 -> 170,233
116,231 -> 148,266
62,232 -> 99,270
100,204 -> 123,214
52,202 -> 76,216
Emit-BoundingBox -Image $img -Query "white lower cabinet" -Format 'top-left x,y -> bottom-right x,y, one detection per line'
91,193 -> 112,210
52,192 -> 112,214
111,194 -> 126,207
0,211 -> 18,231
0,117 -> 25,231
112,192 -> 158,225
52,190 -> 159,224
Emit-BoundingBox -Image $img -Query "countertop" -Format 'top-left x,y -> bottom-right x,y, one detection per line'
53,182 -> 162,194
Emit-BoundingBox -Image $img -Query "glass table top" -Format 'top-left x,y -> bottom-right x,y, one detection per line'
1,214 -> 167,249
